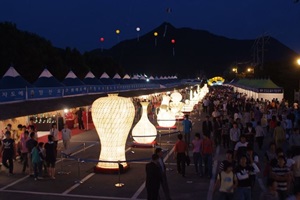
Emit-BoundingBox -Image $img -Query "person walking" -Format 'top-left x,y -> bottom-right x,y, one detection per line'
255,121 -> 266,150
182,115 -> 192,145
61,124 -> 72,150
229,122 -> 240,150
191,133 -> 203,176
201,132 -> 214,178
49,123 -> 59,148
213,162 -> 237,200
1,131 -> 15,175
31,142 -> 44,180
202,116 -> 213,138
26,132 -> 38,177
146,154 -> 162,200
174,134 -> 188,177
44,135 -> 57,179
20,130 -> 29,174
235,155 -> 256,200
76,108 -> 85,130
273,122 -> 286,150
155,148 -> 172,200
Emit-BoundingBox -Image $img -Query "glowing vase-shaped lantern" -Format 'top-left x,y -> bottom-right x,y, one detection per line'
157,107 -> 176,128
132,102 -> 157,144
91,94 -> 135,172
156,95 -> 176,127
170,91 -> 184,119
161,95 -> 171,106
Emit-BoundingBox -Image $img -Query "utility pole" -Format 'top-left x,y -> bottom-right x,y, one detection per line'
252,33 -> 270,71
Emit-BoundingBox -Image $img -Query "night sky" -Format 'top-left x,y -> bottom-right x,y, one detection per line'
0,0 -> 299,53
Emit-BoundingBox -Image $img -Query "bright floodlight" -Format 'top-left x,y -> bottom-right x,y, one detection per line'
297,58 -> 300,65
92,94 -> 135,172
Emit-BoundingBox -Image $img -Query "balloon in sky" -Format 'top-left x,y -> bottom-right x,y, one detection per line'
154,32 -> 158,47
171,39 -> 176,56
116,29 -> 120,43
136,27 -> 140,42
100,37 -> 104,52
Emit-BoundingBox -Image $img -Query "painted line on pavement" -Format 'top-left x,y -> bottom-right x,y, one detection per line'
1,189 -> 146,200
0,175 -> 29,191
62,173 -> 95,194
0,143 -> 96,191
131,147 -> 175,199
207,145 -> 220,200
62,147 -> 132,195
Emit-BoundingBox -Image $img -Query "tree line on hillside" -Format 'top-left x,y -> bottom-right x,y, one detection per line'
0,22 -> 123,82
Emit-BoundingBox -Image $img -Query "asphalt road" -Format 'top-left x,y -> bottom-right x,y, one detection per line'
0,108 -> 270,200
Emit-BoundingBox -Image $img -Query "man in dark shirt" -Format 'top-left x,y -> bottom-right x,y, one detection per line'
202,116 -> 213,138
235,155 -> 255,200
1,131 -> 15,175
146,154 -> 162,200
155,148 -> 172,200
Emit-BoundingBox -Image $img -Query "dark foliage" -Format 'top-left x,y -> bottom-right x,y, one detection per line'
0,22 -> 299,100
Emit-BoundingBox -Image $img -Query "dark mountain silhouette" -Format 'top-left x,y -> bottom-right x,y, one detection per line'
0,21 -> 299,100
90,22 -> 299,100
91,23 -> 298,77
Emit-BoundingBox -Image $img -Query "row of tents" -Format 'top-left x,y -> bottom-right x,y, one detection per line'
0,67 -> 183,103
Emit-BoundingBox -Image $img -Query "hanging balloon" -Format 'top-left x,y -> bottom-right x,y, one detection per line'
154,32 -> 158,47
136,27 -> 141,42
171,39 -> 176,56
99,37 -> 105,52
116,29 -> 120,43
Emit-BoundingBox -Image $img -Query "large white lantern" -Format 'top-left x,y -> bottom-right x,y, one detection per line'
156,95 -> 176,127
91,94 -> 135,172
170,91 -> 184,119
132,102 -> 157,144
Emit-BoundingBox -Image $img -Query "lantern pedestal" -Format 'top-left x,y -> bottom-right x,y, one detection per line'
131,140 -> 157,148
156,125 -> 177,130
94,164 -> 130,174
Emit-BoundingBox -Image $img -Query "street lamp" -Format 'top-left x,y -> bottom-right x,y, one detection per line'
232,67 -> 238,73
247,67 -> 254,74
297,58 -> 300,66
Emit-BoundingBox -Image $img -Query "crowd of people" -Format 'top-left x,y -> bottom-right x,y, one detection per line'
145,85 -> 300,200
198,86 -> 300,200
0,119 -> 72,181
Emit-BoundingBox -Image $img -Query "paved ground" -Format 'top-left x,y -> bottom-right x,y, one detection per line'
0,109 -> 270,200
